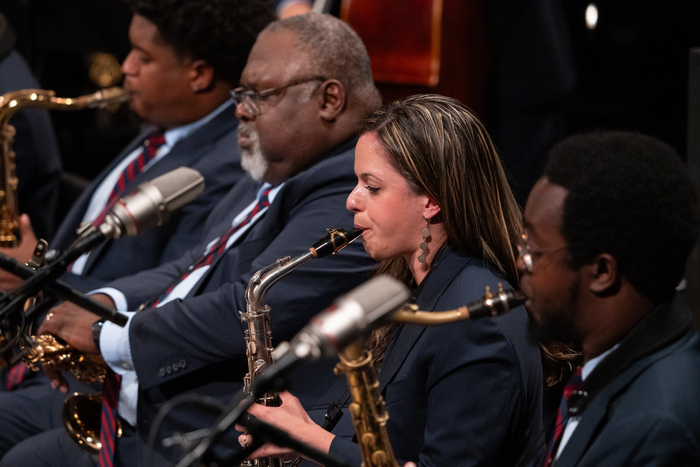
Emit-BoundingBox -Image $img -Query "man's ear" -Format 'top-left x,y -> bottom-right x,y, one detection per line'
318,79 -> 346,121
588,253 -> 621,296
189,59 -> 215,92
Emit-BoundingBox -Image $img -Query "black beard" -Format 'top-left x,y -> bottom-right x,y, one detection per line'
527,311 -> 579,345
527,280 -> 581,344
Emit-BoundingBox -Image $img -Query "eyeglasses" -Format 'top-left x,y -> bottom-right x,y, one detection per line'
517,231 -> 570,273
231,76 -> 327,116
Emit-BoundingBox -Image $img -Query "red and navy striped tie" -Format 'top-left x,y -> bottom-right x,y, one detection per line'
95,129 -> 166,227
153,187 -> 272,306
545,366 -> 583,466
99,371 -> 121,467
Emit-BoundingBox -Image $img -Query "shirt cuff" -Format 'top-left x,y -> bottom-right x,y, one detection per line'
90,287 -> 128,312
99,310 -> 136,374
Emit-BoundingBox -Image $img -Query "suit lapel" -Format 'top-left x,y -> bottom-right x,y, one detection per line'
82,106 -> 238,272
378,249 -> 473,392
555,329 -> 690,466
50,133 -> 148,250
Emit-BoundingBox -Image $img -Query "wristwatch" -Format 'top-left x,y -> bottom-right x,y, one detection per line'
92,319 -> 106,350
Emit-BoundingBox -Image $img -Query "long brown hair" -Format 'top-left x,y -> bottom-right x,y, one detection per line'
363,94 -> 522,286
363,94 -> 523,366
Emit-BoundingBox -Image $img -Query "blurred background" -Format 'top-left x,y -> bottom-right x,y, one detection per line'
1,0 -> 698,184
1,0 -> 699,316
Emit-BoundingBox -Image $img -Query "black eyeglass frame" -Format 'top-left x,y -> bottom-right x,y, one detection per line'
231,76 -> 328,116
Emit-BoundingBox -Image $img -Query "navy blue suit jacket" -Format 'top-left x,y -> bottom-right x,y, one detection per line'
104,139 -> 375,464
54,103 -> 244,292
554,296 -> 700,467
330,246 -> 545,466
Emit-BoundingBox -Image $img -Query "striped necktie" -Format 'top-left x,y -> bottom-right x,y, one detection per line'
153,186 -> 273,306
99,371 -> 121,467
546,366 -> 583,466
93,129 -> 166,227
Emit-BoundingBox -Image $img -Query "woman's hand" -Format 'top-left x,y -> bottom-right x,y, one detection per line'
236,391 -> 335,462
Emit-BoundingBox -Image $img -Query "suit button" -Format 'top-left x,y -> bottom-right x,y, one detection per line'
166,365 -> 172,375
158,368 -> 166,377
179,359 -> 187,369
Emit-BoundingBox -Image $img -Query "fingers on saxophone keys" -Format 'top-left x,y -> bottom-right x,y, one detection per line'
239,433 -> 251,449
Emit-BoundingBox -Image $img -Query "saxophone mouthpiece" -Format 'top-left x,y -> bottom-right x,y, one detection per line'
310,227 -> 362,259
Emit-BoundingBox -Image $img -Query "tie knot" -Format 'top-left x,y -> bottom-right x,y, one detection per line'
565,366 -> 587,417
258,187 -> 273,208
145,129 -> 166,149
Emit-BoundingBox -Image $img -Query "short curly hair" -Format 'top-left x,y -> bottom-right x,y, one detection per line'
124,0 -> 275,85
545,131 -> 700,302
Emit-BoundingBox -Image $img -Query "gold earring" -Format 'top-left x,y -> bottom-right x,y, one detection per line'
418,219 -> 431,263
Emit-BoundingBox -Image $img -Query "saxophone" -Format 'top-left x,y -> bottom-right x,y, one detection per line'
334,284 -> 526,467
240,227 -> 361,466
0,86 -> 129,453
0,87 -> 129,246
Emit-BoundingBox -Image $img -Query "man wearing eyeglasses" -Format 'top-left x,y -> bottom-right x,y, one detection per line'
7,13 -> 381,467
0,0 -> 274,461
519,131 -> 700,466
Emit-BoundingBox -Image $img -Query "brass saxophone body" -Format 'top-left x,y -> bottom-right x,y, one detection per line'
334,284 -> 526,467
0,86 -> 128,453
0,87 -> 128,246
240,227 -> 361,466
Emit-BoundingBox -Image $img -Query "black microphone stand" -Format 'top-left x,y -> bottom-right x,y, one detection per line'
174,350 -> 352,467
0,229 -> 128,349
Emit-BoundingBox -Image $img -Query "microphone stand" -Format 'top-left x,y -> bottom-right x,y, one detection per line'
0,229 -> 128,328
175,351 -> 351,467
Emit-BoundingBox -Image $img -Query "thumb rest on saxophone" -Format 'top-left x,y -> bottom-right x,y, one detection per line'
239,227 -> 361,467
333,283 -> 527,467
0,87 -> 129,246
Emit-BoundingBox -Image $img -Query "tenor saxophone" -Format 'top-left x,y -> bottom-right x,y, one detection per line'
334,284 -> 526,467
0,87 -> 129,246
240,227 -> 361,466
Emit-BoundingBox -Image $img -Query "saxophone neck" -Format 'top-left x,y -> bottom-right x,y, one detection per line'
0,87 -> 128,127
245,252 -> 315,312
0,89 -> 56,128
244,227 -> 362,312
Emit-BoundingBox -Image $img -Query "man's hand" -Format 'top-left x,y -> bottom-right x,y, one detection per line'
37,294 -> 116,355
0,214 -> 40,290
37,295 -> 116,393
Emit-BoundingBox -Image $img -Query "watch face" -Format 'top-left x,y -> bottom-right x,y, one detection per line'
92,319 -> 106,348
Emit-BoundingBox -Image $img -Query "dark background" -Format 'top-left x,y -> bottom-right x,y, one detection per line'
1,0 -> 699,181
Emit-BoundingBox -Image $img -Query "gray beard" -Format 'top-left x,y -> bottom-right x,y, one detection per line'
239,126 -> 268,181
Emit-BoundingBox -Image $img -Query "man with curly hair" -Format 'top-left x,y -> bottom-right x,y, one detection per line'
0,0 -> 274,459
521,131 -> 700,466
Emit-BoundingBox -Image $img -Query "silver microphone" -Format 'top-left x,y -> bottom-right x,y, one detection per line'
276,275 -> 411,361
99,166 -> 205,239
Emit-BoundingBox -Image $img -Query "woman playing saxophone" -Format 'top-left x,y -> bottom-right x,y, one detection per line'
236,94 -> 546,466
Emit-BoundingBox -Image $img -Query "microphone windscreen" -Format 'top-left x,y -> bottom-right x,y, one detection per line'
293,275 -> 410,358
148,166 -> 205,212
105,167 -> 205,237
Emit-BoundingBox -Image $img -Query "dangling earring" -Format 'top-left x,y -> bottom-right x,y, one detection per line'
418,218 -> 431,263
